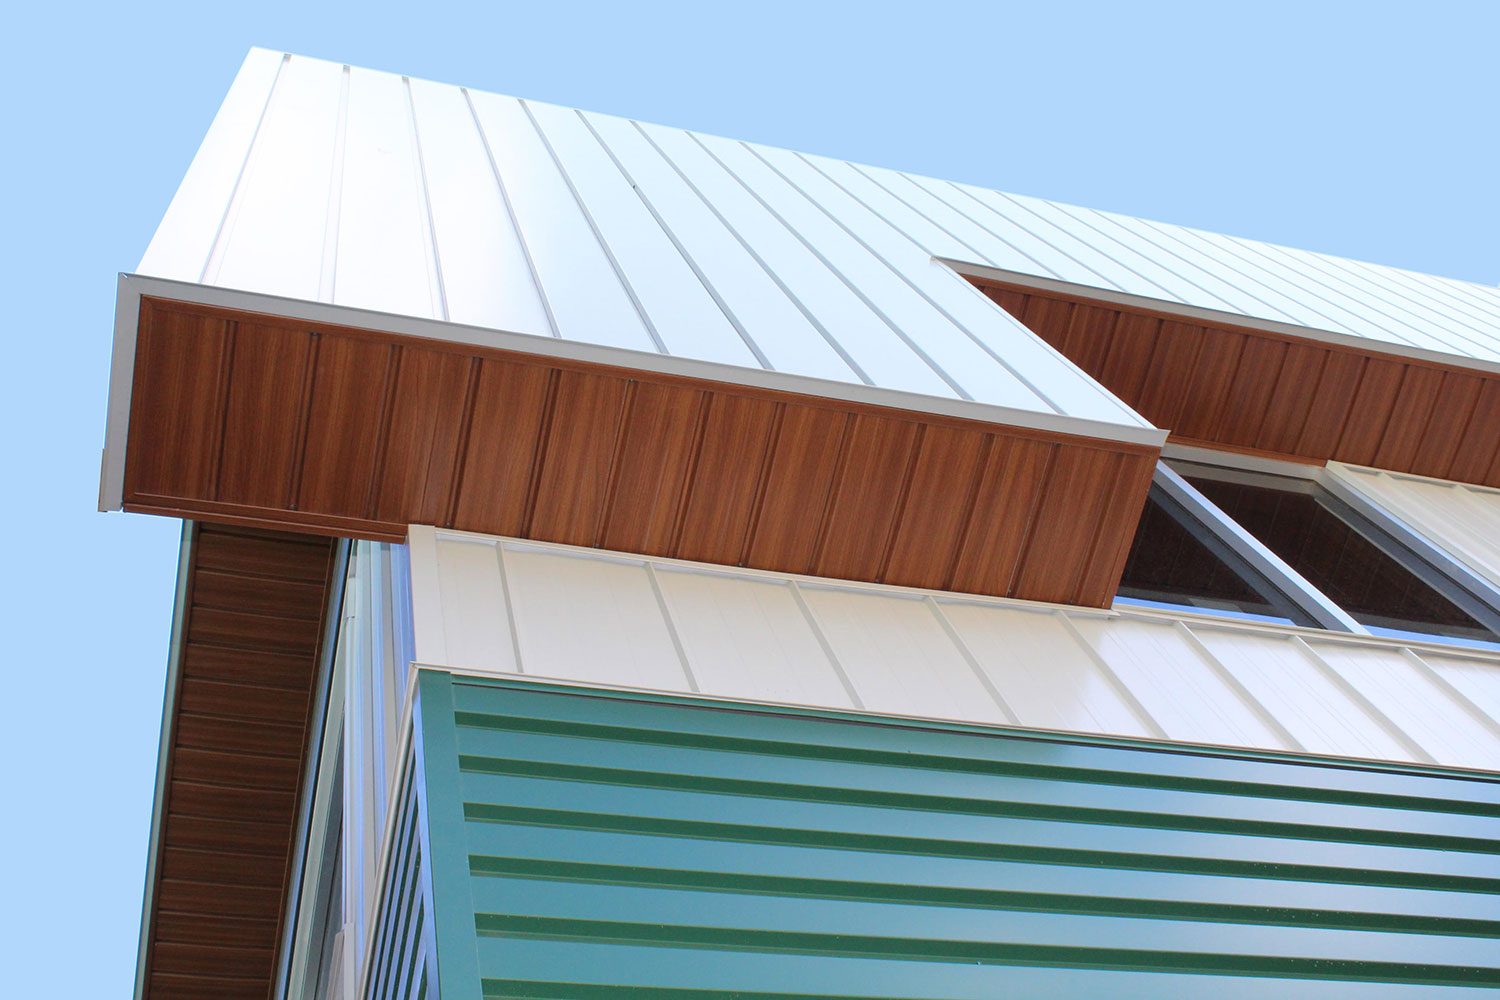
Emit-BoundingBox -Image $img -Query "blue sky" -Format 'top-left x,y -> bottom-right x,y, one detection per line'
3,1 -> 1498,993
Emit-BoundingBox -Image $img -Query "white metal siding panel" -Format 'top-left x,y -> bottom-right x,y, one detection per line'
1190,631 -> 1414,762
645,125 -> 955,397
1067,617 -> 1290,750
796,588 -> 1010,724
707,137 -> 1031,406
500,545 -> 690,690
1308,644 -> 1500,768
1423,653 -> 1500,729
579,112 -> 858,382
953,185 -> 1178,303
977,192 -> 1206,307
412,530 -> 1500,772
139,49 -> 1500,462
939,603 -> 1155,738
885,169 -> 1084,281
757,148 -> 1134,421
432,536 -> 517,674
653,568 -> 855,708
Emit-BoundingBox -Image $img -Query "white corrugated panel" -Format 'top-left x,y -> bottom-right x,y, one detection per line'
1329,463 -> 1500,593
410,528 -> 1500,772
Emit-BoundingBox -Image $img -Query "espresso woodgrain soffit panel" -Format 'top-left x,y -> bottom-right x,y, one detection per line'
142,523 -> 337,1000
973,278 -> 1500,486
122,298 -> 1158,607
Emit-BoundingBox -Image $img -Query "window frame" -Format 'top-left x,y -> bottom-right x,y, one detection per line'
1117,444 -> 1500,648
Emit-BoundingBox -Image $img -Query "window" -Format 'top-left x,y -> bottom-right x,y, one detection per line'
1116,484 -> 1317,626
1114,456 -> 1500,648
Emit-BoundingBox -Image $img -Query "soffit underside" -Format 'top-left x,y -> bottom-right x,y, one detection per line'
142,523 -> 337,1000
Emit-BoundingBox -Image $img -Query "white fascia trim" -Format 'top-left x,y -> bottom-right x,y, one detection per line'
946,260 -> 1500,377
99,273 -> 1167,511
101,274 -> 145,511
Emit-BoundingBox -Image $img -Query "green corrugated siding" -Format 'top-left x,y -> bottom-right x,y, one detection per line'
413,670 -> 1500,999
365,759 -> 435,1000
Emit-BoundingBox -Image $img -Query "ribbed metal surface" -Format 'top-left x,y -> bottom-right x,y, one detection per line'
141,49 -> 1500,432
412,670 -> 1500,999
363,763 -> 435,1000
129,49 -> 1136,436
1331,462 -> 1500,594
408,528 -> 1500,773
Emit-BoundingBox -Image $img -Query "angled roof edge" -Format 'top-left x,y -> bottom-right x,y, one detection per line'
953,261 -> 1500,379
139,48 -> 1500,392
99,273 -> 1168,515
127,48 -> 1157,439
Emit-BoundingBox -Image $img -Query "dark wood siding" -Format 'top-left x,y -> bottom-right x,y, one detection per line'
142,524 -> 337,1000
974,278 -> 1500,486
123,298 -> 1159,607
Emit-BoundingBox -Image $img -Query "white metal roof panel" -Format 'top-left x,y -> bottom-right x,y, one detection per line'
410,527 -> 1500,772
138,47 -> 1500,463
136,49 -> 1160,443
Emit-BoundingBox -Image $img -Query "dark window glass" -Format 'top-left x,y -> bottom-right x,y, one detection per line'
1185,474 -> 1496,643
1116,486 -> 1315,625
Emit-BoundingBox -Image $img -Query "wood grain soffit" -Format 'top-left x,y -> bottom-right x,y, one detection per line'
141,523 -> 338,1000
120,296 -> 1160,607
972,277 -> 1500,487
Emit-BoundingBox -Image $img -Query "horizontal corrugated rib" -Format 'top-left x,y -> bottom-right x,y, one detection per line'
419,676 -> 1500,999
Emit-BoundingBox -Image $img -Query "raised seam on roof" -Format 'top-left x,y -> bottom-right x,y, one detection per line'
576,111 -> 774,371
631,121 -> 876,386
745,145 -> 1063,416
461,88 -> 562,339
520,98 -> 667,354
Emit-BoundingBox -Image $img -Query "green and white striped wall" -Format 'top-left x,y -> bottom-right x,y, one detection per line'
383,668 -> 1500,999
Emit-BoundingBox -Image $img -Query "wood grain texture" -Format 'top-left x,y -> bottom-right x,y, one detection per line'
216,323 -> 311,508
974,278 -> 1500,486
123,298 -> 1159,606
140,523 -> 337,1000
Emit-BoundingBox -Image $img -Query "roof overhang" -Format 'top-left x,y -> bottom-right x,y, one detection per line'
102,275 -> 1164,607
968,273 -> 1500,488
101,273 -> 1166,514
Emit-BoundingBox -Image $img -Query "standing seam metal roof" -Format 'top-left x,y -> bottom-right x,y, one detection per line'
139,50 -> 1500,445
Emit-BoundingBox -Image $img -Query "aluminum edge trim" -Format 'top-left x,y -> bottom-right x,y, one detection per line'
117,273 -> 1169,449
101,273 -> 144,512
